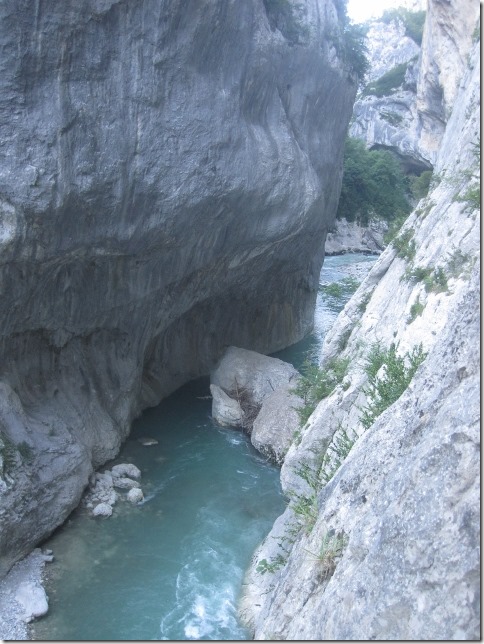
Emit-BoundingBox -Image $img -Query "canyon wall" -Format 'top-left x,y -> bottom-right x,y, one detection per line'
0,0 -> 357,575
241,1 -> 480,638
350,0 -> 478,169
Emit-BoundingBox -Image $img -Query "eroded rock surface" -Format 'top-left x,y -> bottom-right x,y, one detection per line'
350,0 -> 479,169
241,9 -> 480,639
0,0 -> 356,574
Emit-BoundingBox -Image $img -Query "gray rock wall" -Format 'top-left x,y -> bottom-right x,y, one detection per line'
350,0 -> 479,168
0,0 -> 357,574
240,8 -> 480,639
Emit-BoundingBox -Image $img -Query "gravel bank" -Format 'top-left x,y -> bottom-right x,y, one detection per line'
0,549 -> 52,641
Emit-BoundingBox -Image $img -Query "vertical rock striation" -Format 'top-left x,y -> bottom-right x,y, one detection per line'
0,0 -> 357,574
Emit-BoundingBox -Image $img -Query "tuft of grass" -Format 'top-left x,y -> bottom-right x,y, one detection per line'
305,530 -> 348,580
320,427 -> 357,484
361,343 -> 427,429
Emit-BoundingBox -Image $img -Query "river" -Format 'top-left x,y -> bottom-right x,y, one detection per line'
33,253 -> 375,641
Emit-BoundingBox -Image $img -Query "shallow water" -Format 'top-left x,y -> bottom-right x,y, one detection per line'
33,253 -> 375,641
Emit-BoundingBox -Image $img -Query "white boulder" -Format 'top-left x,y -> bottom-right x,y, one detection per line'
15,581 -> 48,622
111,463 -> 141,479
92,502 -> 113,517
127,487 -> 144,504
210,384 -> 243,427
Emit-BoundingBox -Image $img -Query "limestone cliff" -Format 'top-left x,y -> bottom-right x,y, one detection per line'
0,0 -> 357,575
350,0 -> 478,169
241,3 -> 480,639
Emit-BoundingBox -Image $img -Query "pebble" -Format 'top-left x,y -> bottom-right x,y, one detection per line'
138,437 -> 158,446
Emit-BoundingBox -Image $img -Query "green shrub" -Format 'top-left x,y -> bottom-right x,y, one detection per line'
403,265 -> 448,293
393,228 -> 416,261
455,185 -> 480,211
357,291 -> 372,314
409,170 -> 433,199
256,554 -> 287,575
319,276 -> 360,301
362,62 -> 408,97
337,138 -> 411,226
361,343 -> 427,429
408,296 -> 425,323
293,357 -> 350,426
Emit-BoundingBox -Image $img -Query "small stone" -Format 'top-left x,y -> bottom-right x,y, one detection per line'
138,437 -> 158,446
92,503 -> 113,517
127,487 -> 144,504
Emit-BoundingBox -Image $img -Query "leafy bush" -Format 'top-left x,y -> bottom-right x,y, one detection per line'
256,554 -> 287,575
455,185 -> 480,211
383,213 -> 408,245
392,228 -> 416,261
361,343 -> 427,429
408,296 -> 425,323
409,170 -> 433,199
319,276 -> 360,311
362,62 -> 408,97
337,138 -> 411,226
293,357 -> 350,425
381,8 -> 426,45
403,265 -> 448,293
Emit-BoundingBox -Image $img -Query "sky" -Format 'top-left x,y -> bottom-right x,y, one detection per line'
347,0 -> 406,23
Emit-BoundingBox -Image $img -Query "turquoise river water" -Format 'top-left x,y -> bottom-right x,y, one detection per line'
33,253 -> 375,641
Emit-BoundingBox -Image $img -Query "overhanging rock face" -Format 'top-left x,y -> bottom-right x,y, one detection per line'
0,0 -> 356,574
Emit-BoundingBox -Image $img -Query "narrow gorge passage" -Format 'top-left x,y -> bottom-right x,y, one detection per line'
32,254 -> 374,641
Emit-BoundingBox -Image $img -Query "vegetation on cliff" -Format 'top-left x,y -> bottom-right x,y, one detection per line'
336,137 -> 411,225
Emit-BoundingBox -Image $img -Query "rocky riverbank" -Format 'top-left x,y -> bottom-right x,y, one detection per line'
324,218 -> 386,255
0,549 -> 52,640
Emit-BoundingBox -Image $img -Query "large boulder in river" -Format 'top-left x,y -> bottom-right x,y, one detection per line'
0,0 -> 357,575
210,346 -> 299,433
251,384 -> 303,465
211,347 -> 299,406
